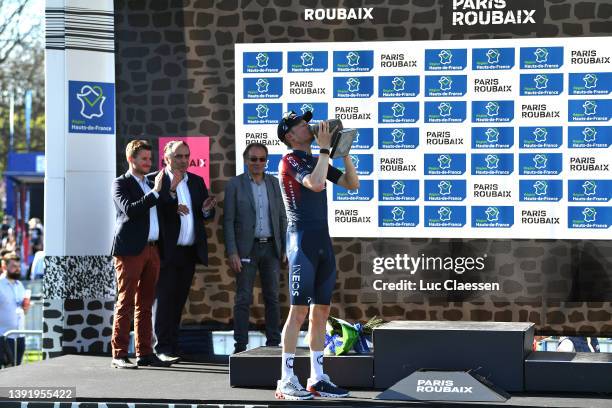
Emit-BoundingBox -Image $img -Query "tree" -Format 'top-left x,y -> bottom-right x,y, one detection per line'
0,0 -> 37,65
0,0 -> 45,173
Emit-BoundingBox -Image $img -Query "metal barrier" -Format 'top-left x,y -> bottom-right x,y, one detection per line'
2,330 -> 43,367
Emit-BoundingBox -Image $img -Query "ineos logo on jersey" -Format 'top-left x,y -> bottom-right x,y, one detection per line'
291,264 -> 302,296
304,8 -> 374,21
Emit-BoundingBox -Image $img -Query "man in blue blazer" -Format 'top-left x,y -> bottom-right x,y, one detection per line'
110,140 -> 176,369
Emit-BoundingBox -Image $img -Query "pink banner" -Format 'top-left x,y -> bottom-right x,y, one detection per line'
158,136 -> 210,187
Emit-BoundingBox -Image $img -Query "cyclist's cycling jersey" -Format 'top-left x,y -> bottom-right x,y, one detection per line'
278,149 -> 344,305
278,150 -> 343,231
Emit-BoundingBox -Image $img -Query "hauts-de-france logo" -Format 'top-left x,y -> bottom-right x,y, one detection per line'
424,74 -> 467,97
333,76 -> 374,98
439,50 -> 453,65
439,102 -> 452,117
243,51 -> 282,73
520,73 -> 563,96
392,102 -> 404,117
425,48 -> 467,71
333,50 -> 374,72
379,180 -> 419,201
439,76 -> 453,91
378,128 -> 419,149
568,179 -> 612,202
534,74 -> 548,89
534,47 -> 548,63
486,102 -> 499,116
243,77 -> 283,99
569,206 -> 612,229
244,103 -> 282,124
378,205 -> 419,227
472,101 -> 514,122
485,207 -> 499,222
568,125 -> 612,148
519,126 -> 563,149
584,100 -> 597,116
569,99 -> 612,122
486,49 -> 500,64
333,180 -> 373,201
425,101 -> 466,123
533,127 -> 547,142
584,127 -> 597,141
472,48 -> 514,70
439,180 -> 452,195
287,51 -> 328,73
486,128 -> 499,142
471,153 -> 513,175
471,127 -> 514,149
78,85 -> 106,119
519,179 -> 562,201
378,101 -> 419,123
69,80 -> 115,134
519,152 -> 562,175
425,179 -> 467,202
425,205 -> 465,227
569,73 -> 612,96
425,153 -> 466,176
302,52 -> 314,66
520,46 -> 563,69
378,76 -> 419,98
584,74 -> 597,89
472,206 -> 513,228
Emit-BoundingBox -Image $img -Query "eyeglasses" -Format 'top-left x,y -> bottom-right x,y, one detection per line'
248,157 -> 267,163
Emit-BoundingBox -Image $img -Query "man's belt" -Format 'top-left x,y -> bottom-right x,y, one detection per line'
255,237 -> 273,243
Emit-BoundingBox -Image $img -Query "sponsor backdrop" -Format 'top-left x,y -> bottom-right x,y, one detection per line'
112,0 -> 612,337
236,38 -> 612,240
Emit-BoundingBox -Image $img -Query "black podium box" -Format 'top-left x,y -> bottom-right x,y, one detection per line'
373,321 -> 534,392
230,346 -> 374,388
525,351 -> 612,393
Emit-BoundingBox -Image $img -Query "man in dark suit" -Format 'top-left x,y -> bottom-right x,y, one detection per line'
151,140 -> 216,362
110,140 -> 174,369
223,143 -> 287,354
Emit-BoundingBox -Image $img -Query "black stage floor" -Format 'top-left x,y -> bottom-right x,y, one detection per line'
0,355 -> 611,407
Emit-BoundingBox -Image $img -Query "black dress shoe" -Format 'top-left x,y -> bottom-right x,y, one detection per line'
157,353 -> 181,364
137,353 -> 173,367
111,357 -> 138,369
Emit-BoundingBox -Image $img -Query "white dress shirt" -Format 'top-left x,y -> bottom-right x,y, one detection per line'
0,276 -> 25,337
167,169 -> 195,246
130,171 -> 159,242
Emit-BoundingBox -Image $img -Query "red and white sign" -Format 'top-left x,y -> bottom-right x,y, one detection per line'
158,136 -> 210,187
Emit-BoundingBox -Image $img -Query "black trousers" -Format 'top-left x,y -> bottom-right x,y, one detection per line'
0,337 -> 25,367
233,241 -> 281,348
154,245 -> 196,354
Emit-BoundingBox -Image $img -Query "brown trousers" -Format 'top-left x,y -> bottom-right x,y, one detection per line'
111,244 -> 160,358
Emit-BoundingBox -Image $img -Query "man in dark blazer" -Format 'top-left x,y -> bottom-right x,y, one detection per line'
110,140 -> 173,369
151,140 -> 216,362
223,143 -> 287,354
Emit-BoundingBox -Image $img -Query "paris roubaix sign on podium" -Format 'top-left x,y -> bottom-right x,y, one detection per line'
235,37 -> 612,240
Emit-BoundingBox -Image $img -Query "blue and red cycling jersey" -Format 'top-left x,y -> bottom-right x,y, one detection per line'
278,149 -> 343,231
278,149 -> 344,305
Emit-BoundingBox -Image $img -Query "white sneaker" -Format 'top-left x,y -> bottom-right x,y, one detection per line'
275,375 -> 314,400
307,374 -> 350,398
